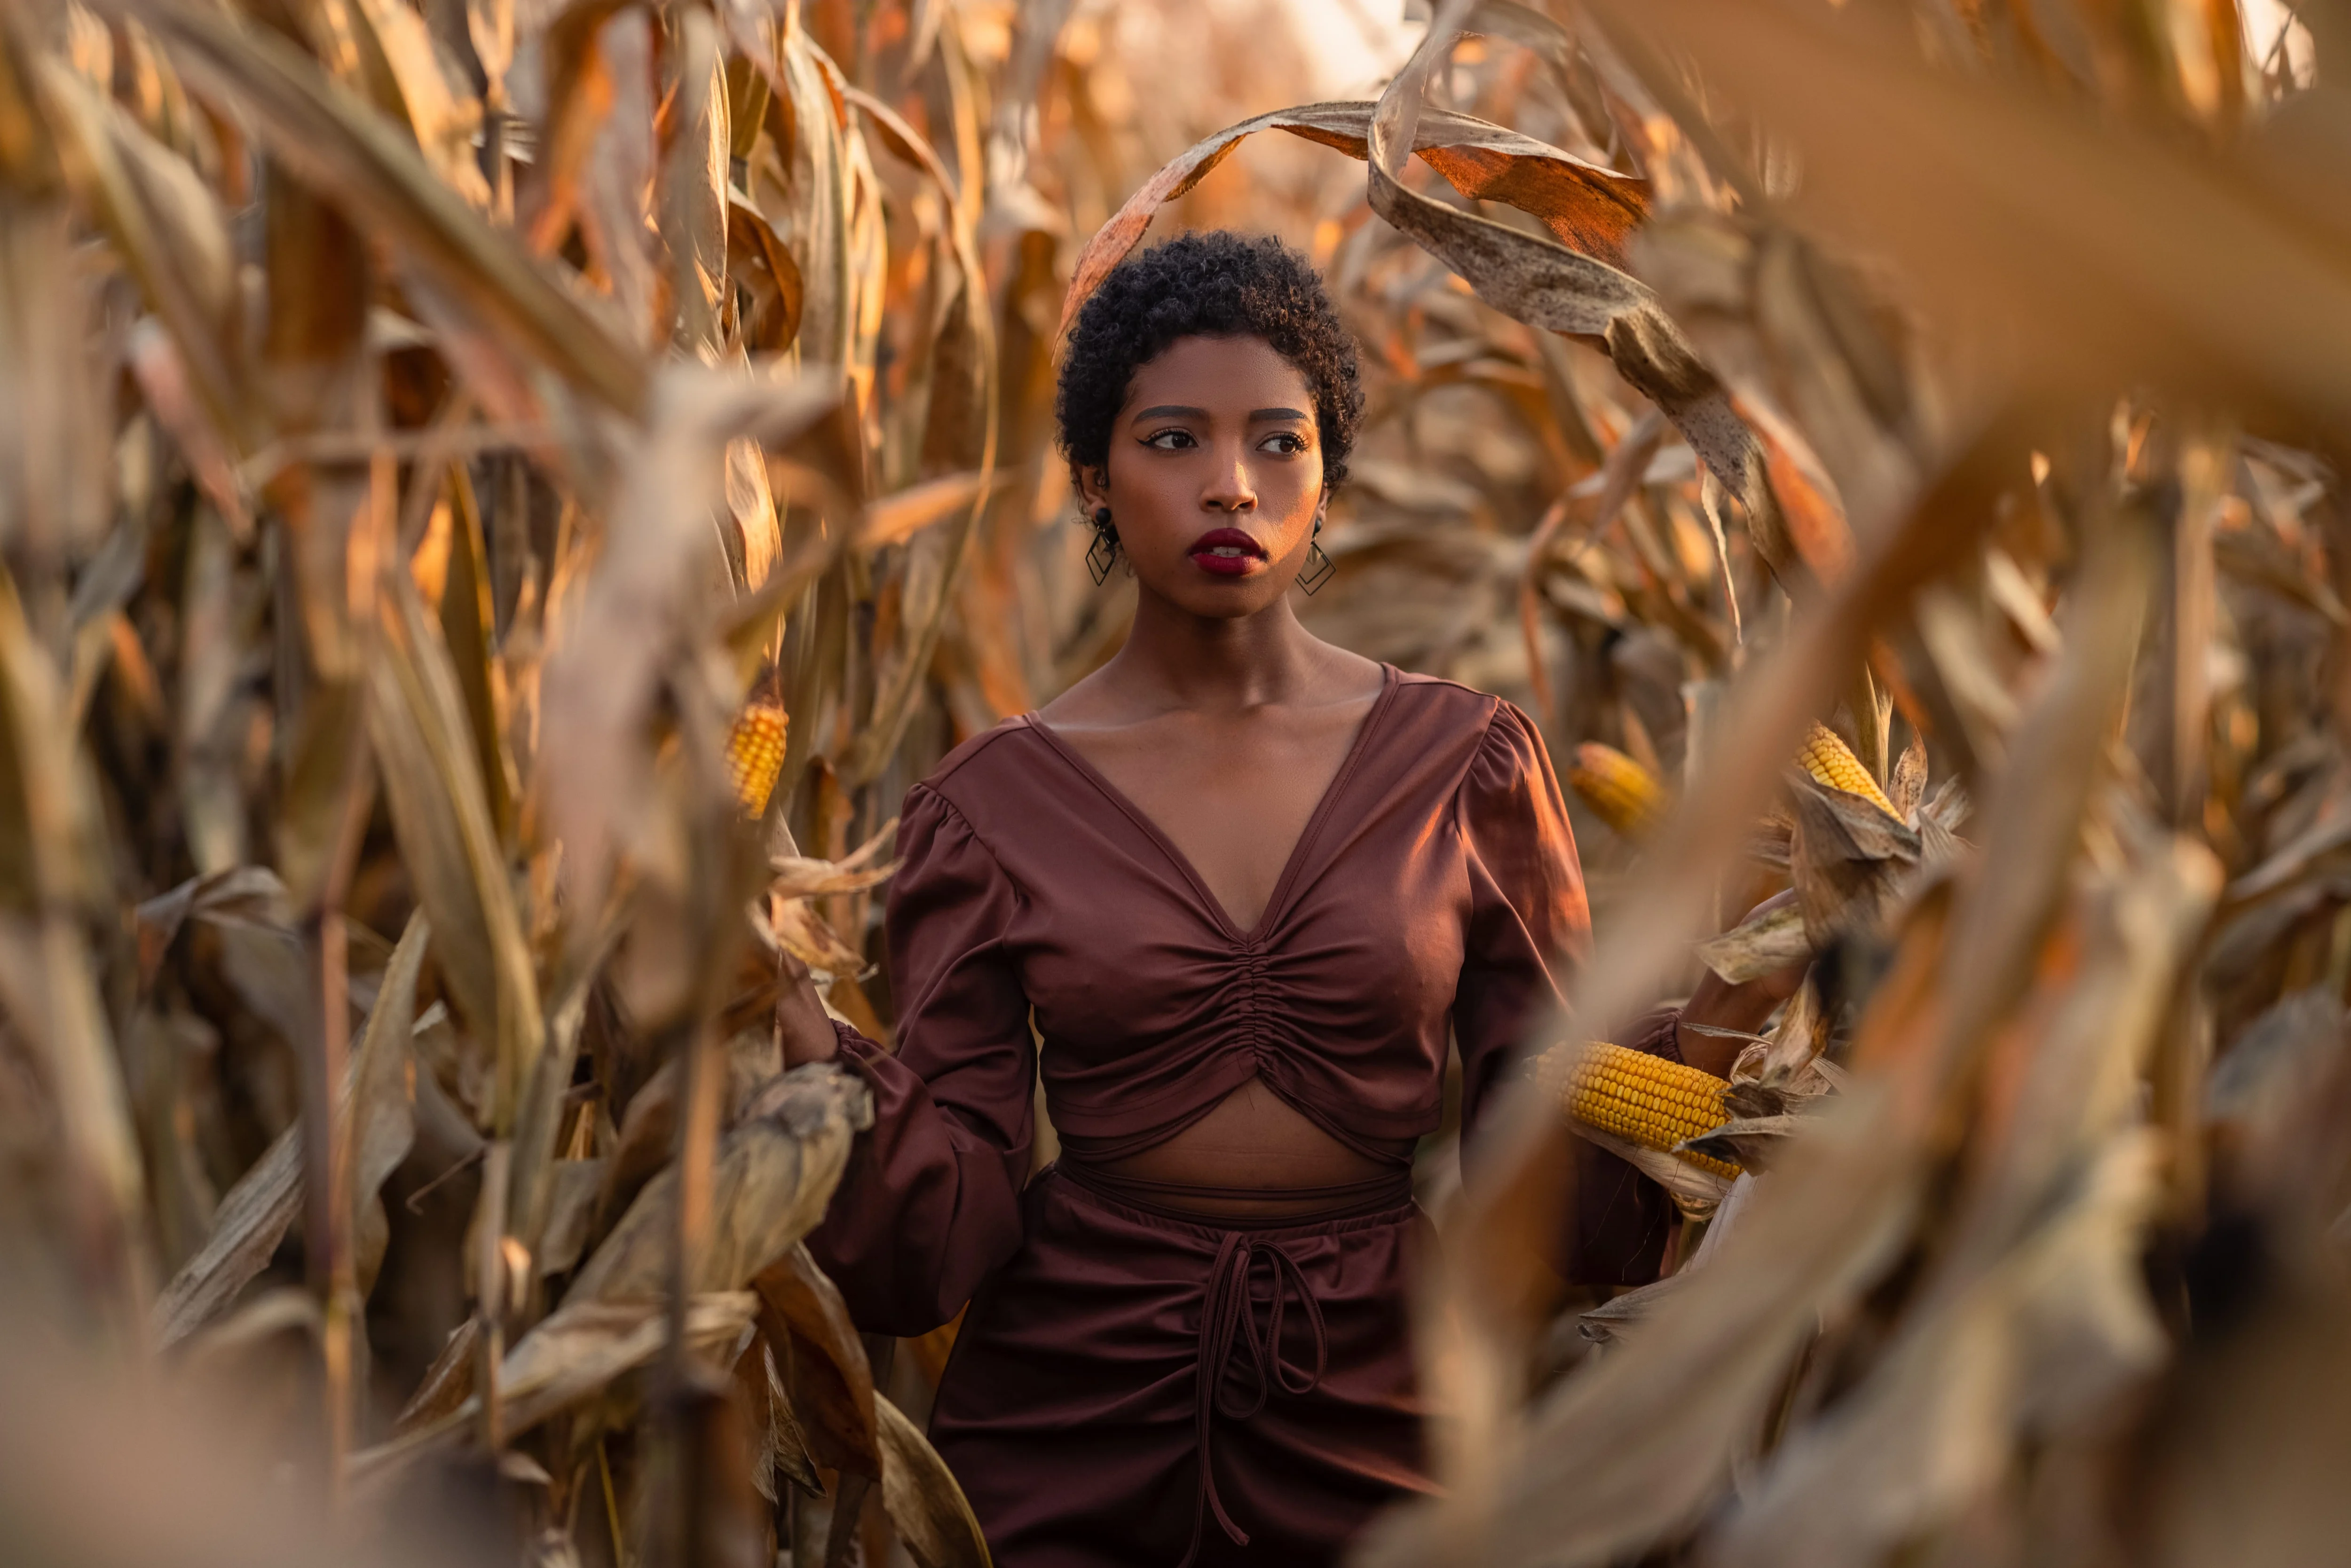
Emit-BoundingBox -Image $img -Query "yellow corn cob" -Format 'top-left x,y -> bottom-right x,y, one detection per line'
1547,1040 -> 1739,1179
726,699 -> 789,818
1569,742 -> 1666,840
1797,722 -> 1898,818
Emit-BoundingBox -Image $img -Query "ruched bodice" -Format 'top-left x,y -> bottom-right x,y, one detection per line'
990,667 -> 1584,1156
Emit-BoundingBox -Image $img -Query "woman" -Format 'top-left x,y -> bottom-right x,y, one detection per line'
782,232 -> 1779,1567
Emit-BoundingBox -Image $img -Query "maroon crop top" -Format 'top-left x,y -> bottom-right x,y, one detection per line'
807,667 -> 1681,1333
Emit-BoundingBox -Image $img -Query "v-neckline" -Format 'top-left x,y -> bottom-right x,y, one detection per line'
1024,664 -> 1401,945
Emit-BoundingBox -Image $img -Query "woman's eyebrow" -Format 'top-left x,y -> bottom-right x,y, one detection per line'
1129,404 -> 1207,422
1249,407 -> 1310,423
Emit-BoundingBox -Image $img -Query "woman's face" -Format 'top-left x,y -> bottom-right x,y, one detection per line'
1078,333 -> 1326,618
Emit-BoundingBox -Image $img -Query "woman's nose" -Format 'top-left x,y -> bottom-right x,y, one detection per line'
1202,450 -> 1256,511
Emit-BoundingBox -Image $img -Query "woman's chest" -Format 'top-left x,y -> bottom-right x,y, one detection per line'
1041,702 -> 1382,937
994,818 -> 1472,1057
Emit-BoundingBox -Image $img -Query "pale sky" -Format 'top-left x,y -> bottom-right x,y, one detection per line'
1276,0 -> 1420,96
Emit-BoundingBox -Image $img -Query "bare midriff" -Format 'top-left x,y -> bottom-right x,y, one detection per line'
1099,1076 -> 1412,1218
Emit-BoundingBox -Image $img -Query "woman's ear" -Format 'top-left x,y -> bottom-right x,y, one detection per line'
1074,464 -> 1110,512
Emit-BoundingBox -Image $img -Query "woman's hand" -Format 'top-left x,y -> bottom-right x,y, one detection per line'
776,951 -> 844,1068
1675,890 -> 1809,1077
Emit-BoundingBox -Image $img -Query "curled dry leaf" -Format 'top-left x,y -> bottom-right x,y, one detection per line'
1363,2 -> 1800,579
768,815 -> 900,899
754,892 -> 868,977
13,3 -> 2351,1567
1059,101 -> 1649,338
836,82 -> 998,785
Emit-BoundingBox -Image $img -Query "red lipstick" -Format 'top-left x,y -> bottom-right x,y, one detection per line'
1187,527 -> 1267,577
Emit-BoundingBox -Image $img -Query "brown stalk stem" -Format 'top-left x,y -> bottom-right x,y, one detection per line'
306,741 -> 375,1481
298,643 -> 379,1489
475,1141 -> 511,1454
664,1016 -> 726,1565
668,1020 -> 724,1349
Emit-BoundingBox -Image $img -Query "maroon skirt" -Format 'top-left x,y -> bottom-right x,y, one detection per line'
926,1161 -> 1436,1567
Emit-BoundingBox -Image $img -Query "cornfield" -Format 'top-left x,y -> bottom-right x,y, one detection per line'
0,0 -> 2345,1563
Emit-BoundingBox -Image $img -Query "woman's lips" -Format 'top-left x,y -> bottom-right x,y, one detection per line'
1188,527 -> 1266,577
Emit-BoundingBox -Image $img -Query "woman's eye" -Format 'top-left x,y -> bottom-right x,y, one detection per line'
1142,429 -> 1196,450
1259,432 -> 1306,455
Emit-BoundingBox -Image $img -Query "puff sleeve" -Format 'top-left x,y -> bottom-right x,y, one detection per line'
803,783 -> 1034,1334
1454,700 -> 1679,1286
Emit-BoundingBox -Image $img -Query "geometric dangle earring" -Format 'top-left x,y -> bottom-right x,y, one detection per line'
1295,515 -> 1336,595
1085,506 -> 1120,587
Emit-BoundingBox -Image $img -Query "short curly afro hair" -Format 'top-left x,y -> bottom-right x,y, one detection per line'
1055,230 -> 1364,497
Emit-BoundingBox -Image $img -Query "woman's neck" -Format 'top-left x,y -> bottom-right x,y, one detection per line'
1101,585 -> 1328,714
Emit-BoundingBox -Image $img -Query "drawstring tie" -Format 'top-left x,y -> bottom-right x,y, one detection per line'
1180,1232 -> 1328,1567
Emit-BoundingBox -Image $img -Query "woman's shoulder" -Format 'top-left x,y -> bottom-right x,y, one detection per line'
1382,668 -> 1528,744
1371,672 -> 1562,811
911,716 -> 1051,807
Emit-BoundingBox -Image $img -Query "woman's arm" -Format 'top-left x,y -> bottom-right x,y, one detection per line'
1455,701 -> 1688,1284
796,785 -> 1037,1336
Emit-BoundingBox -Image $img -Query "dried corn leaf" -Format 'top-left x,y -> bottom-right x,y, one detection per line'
536,365 -> 836,913
343,0 -> 489,205
876,1393 -> 989,1568
352,1290 -> 759,1478
34,60 -> 242,444
859,469 -> 1006,552
774,28 -> 855,371
1061,101 -> 1648,336
1695,897 -> 1811,986
1364,1088 -> 1925,1568
155,911 -> 431,1340
1714,820 -> 2217,1566
369,567 -> 542,1132
837,84 -> 996,783
1680,1112 -> 1808,1173
1712,1135 -> 2166,1568
345,909 -> 429,1294
768,816 -> 899,899
755,891 -> 866,977
1366,4 -> 1786,573
0,580 -> 147,1308
112,0 -> 648,417
151,1113 -> 299,1345
1786,772 -> 1921,941
1603,0 -> 2351,433
753,1241 -> 878,1476
563,1063 -> 871,1306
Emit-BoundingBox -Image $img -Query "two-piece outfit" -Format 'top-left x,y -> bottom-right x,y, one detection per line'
807,668 -> 1680,1567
